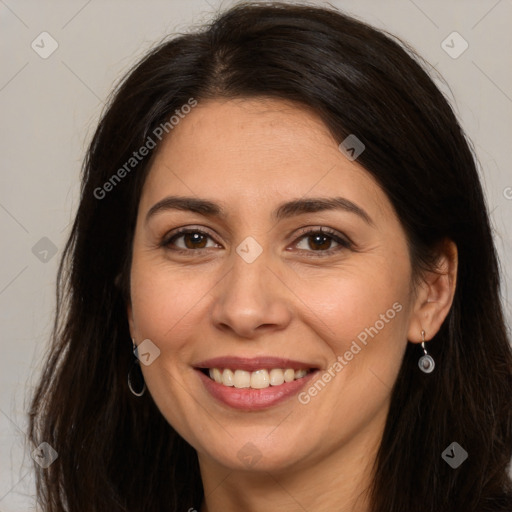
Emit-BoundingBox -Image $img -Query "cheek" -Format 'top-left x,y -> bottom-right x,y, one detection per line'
304,260 -> 408,328
295,254 -> 411,379
293,259 -> 411,438
129,258 -> 205,348
128,259 -> 213,437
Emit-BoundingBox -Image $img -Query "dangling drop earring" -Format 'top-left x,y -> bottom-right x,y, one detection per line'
128,339 -> 146,396
418,330 -> 435,373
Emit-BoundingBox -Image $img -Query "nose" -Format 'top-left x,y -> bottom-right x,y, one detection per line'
210,246 -> 293,339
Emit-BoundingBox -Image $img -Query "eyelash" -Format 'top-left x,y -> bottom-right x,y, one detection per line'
160,226 -> 352,258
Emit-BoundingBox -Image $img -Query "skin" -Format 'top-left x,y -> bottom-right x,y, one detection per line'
127,98 -> 457,512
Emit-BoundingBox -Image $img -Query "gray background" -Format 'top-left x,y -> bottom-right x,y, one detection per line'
1,0 -> 511,509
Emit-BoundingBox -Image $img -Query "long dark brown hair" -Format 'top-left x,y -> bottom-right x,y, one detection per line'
29,2 -> 512,511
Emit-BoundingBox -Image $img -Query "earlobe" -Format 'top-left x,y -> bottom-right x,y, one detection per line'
407,239 -> 458,342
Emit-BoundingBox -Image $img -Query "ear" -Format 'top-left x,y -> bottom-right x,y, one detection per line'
407,238 -> 458,343
127,301 -> 135,340
116,271 -> 136,340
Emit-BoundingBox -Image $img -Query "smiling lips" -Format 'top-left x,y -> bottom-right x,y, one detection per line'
195,357 -> 317,409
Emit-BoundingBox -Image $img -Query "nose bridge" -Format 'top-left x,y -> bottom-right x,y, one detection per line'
210,236 -> 292,337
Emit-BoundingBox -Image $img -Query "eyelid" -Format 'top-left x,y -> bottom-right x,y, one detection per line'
290,226 -> 353,257
161,225 -> 353,255
160,225 -> 219,249
292,226 -> 353,246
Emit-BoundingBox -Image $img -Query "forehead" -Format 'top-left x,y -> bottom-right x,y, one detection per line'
139,98 -> 390,221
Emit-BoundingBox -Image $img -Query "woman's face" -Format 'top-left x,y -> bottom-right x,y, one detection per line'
128,98 -> 420,473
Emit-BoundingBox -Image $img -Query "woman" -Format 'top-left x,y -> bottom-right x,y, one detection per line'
29,2 -> 512,511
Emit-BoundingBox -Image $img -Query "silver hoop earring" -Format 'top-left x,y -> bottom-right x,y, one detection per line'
418,330 -> 435,373
128,341 -> 146,397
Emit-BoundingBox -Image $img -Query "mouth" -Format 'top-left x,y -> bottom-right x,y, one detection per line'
194,357 -> 319,410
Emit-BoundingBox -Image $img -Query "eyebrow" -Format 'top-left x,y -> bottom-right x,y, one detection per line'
145,195 -> 374,226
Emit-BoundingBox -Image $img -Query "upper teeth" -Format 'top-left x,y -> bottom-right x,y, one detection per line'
208,368 -> 309,389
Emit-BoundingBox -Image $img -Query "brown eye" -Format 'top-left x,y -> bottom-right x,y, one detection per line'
294,228 -> 351,256
303,233 -> 335,251
163,229 -> 218,251
181,232 -> 208,249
